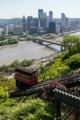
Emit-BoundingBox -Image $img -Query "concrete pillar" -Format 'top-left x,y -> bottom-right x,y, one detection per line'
39,40 -> 43,44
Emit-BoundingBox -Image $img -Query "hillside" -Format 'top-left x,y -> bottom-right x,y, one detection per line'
0,35 -> 80,120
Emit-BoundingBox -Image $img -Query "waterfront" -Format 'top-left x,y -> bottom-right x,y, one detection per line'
0,41 -> 55,66
0,31 -> 80,66
70,31 -> 80,36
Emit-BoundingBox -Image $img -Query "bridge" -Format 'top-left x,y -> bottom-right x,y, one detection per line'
30,37 -> 65,51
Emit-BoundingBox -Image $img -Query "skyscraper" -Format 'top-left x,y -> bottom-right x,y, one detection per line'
27,16 -> 33,31
49,22 -> 56,33
22,16 -> 26,33
49,11 -> 53,23
61,13 -> 67,27
38,9 -> 47,28
38,9 -> 44,19
4,24 -> 8,36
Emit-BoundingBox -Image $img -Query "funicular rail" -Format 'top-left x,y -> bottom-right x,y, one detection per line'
9,71 -> 80,98
9,71 -> 80,120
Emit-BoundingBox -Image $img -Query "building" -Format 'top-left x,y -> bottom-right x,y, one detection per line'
46,16 -> 49,27
22,16 -> 27,33
61,13 -> 67,27
13,26 -> 23,35
4,24 -> 8,36
27,16 -> 33,31
38,9 -> 44,19
49,22 -> 56,33
29,27 -> 37,34
38,9 -> 47,28
49,11 -> 53,23
56,25 -> 61,34
30,18 -> 38,27
0,28 -> 4,35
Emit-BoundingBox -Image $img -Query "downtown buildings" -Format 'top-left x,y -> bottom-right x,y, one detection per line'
1,9 -> 80,36
26,9 -> 58,34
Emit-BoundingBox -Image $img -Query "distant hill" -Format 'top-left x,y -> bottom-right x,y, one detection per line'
0,18 -> 80,26
0,18 -> 22,25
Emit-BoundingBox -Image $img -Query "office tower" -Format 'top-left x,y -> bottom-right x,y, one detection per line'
4,24 -> 8,36
30,18 -> 38,27
61,13 -> 67,27
56,25 -> 61,34
13,26 -> 23,35
49,21 -> 56,33
38,9 -> 44,19
22,16 -> 26,33
27,16 -> 33,31
49,11 -> 53,23
38,9 -> 47,28
46,16 -> 49,27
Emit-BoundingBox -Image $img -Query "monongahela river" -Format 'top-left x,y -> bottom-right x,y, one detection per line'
0,31 -> 80,66
0,41 -> 55,66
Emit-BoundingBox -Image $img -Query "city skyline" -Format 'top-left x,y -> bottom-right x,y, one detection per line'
0,0 -> 80,19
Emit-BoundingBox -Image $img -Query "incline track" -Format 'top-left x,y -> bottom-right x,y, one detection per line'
9,71 -> 80,98
9,71 -> 80,120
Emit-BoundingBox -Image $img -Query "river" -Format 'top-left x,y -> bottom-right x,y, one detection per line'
70,31 -> 80,36
0,31 -> 80,66
0,41 -> 55,66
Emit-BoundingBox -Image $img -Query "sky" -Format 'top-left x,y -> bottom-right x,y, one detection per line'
0,0 -> 80,19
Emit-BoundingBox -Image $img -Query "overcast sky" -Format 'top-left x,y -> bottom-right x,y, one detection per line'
0,0 -> 80,19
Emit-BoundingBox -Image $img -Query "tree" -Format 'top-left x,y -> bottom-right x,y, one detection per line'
63,35 -> 80,55
0,34 -> 6,40
10,60 -> 20,67
21,59 -> 33,67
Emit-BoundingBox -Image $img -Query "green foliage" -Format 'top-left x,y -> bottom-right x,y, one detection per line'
0,87 -> 9,103
63,35 -> 80,55
0,38 -> 18,46
0,78 -> 16,90
0,87 -> 54,120
11,99 -> 54,120
21,59 -> 33,67
7,39 -> 18,44
10,59 -> 21,68
0,59 -> 33,74
64,53 -> 80,70
0,34 -> 6,40
0,34 -> 80,120
38,59 -> 70,82
0,88 -> 54,120
61,51 -> 70,61
25,33 -> 31,40
39,63 -> 45,73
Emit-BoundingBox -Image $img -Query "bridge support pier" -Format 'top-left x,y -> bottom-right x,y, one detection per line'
56,101 -> 61,120
38,40 -> 43,44
33,40 -> 36,42
61,46 -> 65,51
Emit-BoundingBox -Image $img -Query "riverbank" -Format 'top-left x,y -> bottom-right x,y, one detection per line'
29,51 -> 62,69
0,41 -> 27,49
4,51 -> 62,79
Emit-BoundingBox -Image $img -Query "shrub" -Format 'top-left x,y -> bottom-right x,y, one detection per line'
64,53 -> 80,69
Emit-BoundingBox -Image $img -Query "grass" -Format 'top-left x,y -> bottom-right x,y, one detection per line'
0,78 -> 16,90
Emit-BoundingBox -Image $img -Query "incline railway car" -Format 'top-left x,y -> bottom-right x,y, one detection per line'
14,66 -> 38,89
